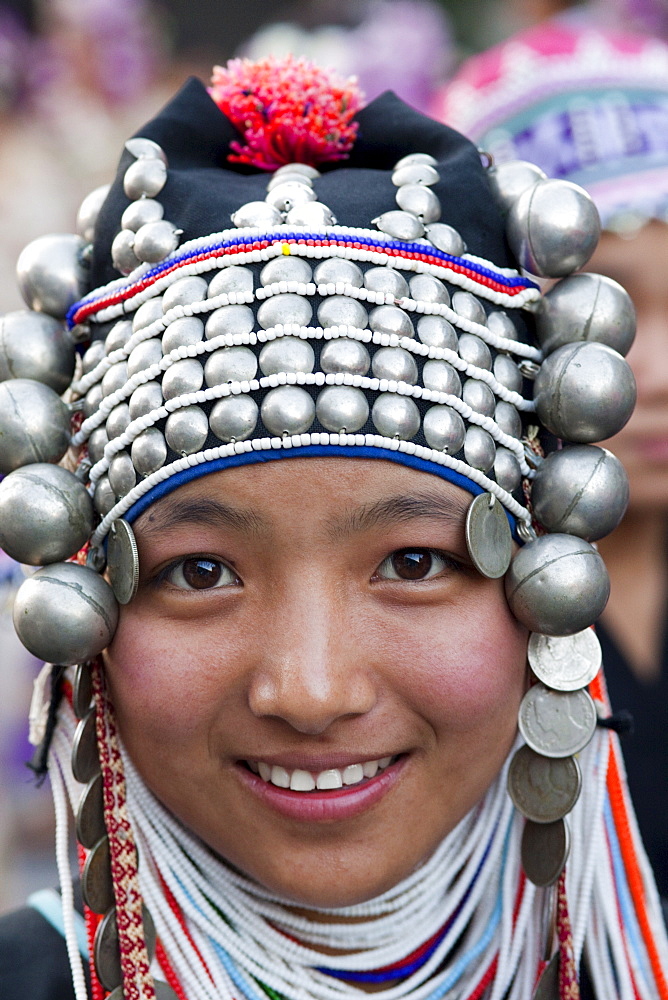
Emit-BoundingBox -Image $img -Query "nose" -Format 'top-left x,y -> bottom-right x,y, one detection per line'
247,578 -> 377,735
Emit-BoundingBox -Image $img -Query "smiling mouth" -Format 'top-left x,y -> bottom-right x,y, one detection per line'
244,756 -> 400,792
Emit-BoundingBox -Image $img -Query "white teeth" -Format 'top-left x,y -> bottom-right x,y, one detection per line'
251,756 -> 396,792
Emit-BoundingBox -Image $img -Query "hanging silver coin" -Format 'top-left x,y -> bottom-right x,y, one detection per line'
527,629 -> 602,693
508,745 -> 581,823
72,663 -> 94,719
372,210 -> 425,241
363,267 -> 409,298
532,950 -> 560,999
521,818 -> 570,887
465,492 -> 512,579
75,772 -> 105,850
76,184 -> 111,243
71,707 -> 99,783
81,835 -> 113,915
111,230 -> 140,275
107,519 -> 140,605
94,904 -> 156,992
518,683 -> 597,758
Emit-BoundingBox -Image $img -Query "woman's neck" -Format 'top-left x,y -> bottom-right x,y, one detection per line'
598,509 -> 668,681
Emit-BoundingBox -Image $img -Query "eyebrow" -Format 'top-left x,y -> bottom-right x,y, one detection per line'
135,496 -> 265,537
328,491 -> 470,538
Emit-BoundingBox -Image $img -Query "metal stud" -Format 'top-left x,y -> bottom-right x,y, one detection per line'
371,394 -> 420,439
260,256 -> 312,286
363,268 -> 409,298
371,347 -> 418,384
319,339 -> 370,375
267,170 -> 314,190
395,184 -> 441,223
111,228 -> 139,275
162,276 -> 208,312
313,259 -> 364,287
266,181 -> 317,211
462,379 -> 495,417
0,310 -> 76,393
127,338 -> 163,377
536,272 -> 636,357
422,359 -> 461,396
208,266 -> 255,298
494,447 -> 522,493
417,315 -> 458,351
259,338 -> 315,376
261,385 -> 316,435
16,234 -> 88,319
494,400 -> 522,438
464,426 -> 496,472
129,382 -> 163,420
231,201 -> 282,228
209,396 -> 259,442
408,274 -> 449,305
94,477 -> 116,516
161,358 -> 204,400
107,519 -> 140,605
458,333 -> 492,370
132,297 -> 164,333
83,383 -> 103,419
125,137 -> 168,163
133,220 -> 180,264
205,346 -> 258,386
82,340 -> 107,375
123,157 -> 167,199
165,406 -> 209,454
101,362 -> 128,398
76,185 -> 111,243
487,311 -> 518,344
0,379 -> 71,474
425,223 -> 466,256
452,291 -> 486,326
393,152 -> 437,170
273,162 -> 320,179
257,293 -> 313,330
105,320 -> 133,354
372,210 -> 425,241
493,354 -> 523,393
108,452 -> 137,497
422,405 -> 466,453
286,202 -> 336,226
162,317 -> 204,354
317,296 -> 368,330
316,386 -> 369,432
205,304 -> 255,339
369,305 -> 414,338
106,403 -> 131,440
392,163 -> 439,186
131,428 -> 168,476
120,197 -> 164,232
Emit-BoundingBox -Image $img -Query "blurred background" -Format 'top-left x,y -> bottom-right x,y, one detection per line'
0,0 -> 653,914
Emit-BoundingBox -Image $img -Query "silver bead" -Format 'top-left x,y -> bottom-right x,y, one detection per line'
132,297 -> 163,332
505,533 -> 610,635
123,157 -> 167,199
273,162 -> 320,179
319,339 -> 370,375
133,220 -> 179,264
464,426 -> 496,472
162,317 -> 204,354
94,476 -> 115,515
82,340 -> 106,375
494,447 -> 522,492
106,403 -> 131,440
369,305 -> 414,338
536,272 -> 636,357
316,385 -> 369,432
371,394 -> 420,439
161,358 -> 204,400
422,405 -> 466,452
111,229 -> 139,275
408,274 -> 449,305
452,291 -> 486,326
493,354 -> 523,393
314,259 -> 364,287
261,385 -> 315,435
88,426 -> 109,464
17,234 -> 87,318
534,342 -> 636,443
422,359 -> 462,396
373,210 -> 425,241
487,159 -> 547,215
395,184 -> 441,223
208,266 -> 254,298
260,256 -> 312,286
0,310 -> 75,393
162,276 -> 208,313
131,427 -> 167,475
487,311 -> 518,343
129,381 -> 163,419
285,202 -> 336,226
371,347 -> 418,384
125,137 -> 168,164
425,223 -> 466,256
392,162 -> 439,186
531,445 -> 629,541
209,396 -> 259,442
417,315 -> 458,351
394,152 -> 437,169
13,562 -> 118,664
83,384 -> 103,419
458,333 -> 492,370
0,379 -> 71,473
462,379 -> 495,417
506,179 -> 601,278
165,405 -> 209,454
267,170 -> 314,190
495,400 -> 522,438
101,361 -> 128,398
257,294 -> 312,329
266,181 -> 316,211
105,320 -> 133,353
120,197 -> 164,232
108,452 -> 136,496
76,184 -> 111,243
317,296 -> 368,329
205,346 -> 258,386
231,201 -> 282,228
205,304 -> 255,339
127,338 -> 163,377
0,463 -> 94,564
363,267 -> 409,298
259,338 -> 315,376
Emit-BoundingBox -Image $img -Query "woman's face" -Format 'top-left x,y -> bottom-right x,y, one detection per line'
105,458 -> 528,908
588,220 -> 668,509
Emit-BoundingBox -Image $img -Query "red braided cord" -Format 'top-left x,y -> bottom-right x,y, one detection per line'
556,869 -> 579,1000
92,661 -> 156,1000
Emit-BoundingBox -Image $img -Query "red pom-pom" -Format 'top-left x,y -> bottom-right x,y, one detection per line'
209,55 -> 364,171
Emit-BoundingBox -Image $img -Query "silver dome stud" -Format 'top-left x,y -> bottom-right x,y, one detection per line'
105,320 -> 133,353
371,394 -> 420,440
363,268 -> 409,298
261,385 -> 316,436
105,403 -> 131,440
369,305 -> 414,338
393,152 -> 437,170
111,229 -> 140,275
131,428 -> 167,476
165,406 -> 209,454
486,159 -> 547,215
531,445 -> 629,541
101,361 -> 128,398
505,533 -> 610,636
257,294 -> 313,330
132,297 -> 164,332
317,297 -> 368,330
76,184 -> 111,243
0,310 -> 76,393
81,341 -> 107,375
273,162 -> 320,179
209,396 -> 259,442
108,452 -> 137,497
464,426 -> 496,472
162,274 -> 208,312
314,259 -> 364,287
231,201 -> 282,229
422,405 -> 466,453
94,476 -> 116,516
422,359 -> 462,397
0,379 -> 71,473
125,137 -> 168,164
265,181 -> 317,212
319,339 -> 371,376
285,202 -> 336,226
208,266 -> 255,298
371,347 -> 418,384
133,220 -> 180,264
88,427 -> 109,464
494,401 -> 522,438
373,210 -> 425,241
462,379 -> 495,417
425,223 -> 467,256
123,157 -> 167,199
162,317 -> 204,354
452,291 -> 487,326
316,385 -> 369,433
259,338 -> 315,376
260,256 -> 313,286
127,338 -> 163,378
408,274 -> 450,305
161,358 -> 204,400
494,447 -> 522,493
121,197 -> 164,233
493,355 -> 523,393
205,346 -> 258,386
536,272 -> 636,357
129,382 -> 163,419
392,162 -> 440,187
83,384 -> 104,419
205,304 -> 255,339
458,333 -> 492,371
395,184 -> 441,223
13,562 -> 119,665
17,234 -> 88,318
417,316 -> 458,351
487,311 -> 518,343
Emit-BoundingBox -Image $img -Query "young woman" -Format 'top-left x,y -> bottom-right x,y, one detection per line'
0,54 -> 665,1000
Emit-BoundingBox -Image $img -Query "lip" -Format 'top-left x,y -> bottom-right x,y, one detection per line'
235,755 -> 408,822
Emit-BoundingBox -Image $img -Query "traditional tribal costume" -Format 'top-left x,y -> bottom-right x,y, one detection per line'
0,55 -> 666,1000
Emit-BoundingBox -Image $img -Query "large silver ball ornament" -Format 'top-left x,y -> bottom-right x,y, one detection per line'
531,445 -> 629,541
0,310 -> 75,393
536,273 -> 636,357
16,234 -> 88,318
0,379 -> 71,473
13,562 -> 118,664
505,533 -> 610,636
0,463 -> 94,564
487,160 -> 547,215
534,341 -> 636,443
506,179 -> 601,278
76,185 -> 111,243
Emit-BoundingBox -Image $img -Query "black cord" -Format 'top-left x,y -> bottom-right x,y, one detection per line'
26,663 -> 67,784
596,709 -> 634,736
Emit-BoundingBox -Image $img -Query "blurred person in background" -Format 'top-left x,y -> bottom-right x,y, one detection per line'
438,21 -> 668,899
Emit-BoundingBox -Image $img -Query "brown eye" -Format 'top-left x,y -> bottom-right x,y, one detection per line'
376,549 -> 449,581
166,557 -> 238,590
